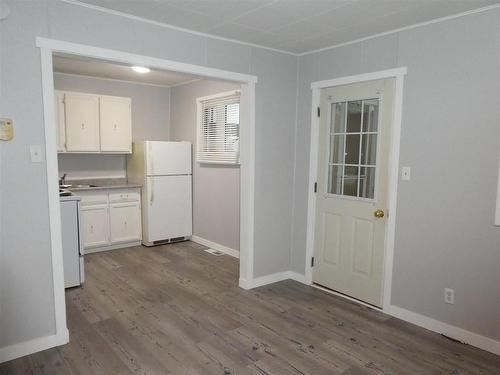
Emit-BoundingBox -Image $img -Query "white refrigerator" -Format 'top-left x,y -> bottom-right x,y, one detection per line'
127,141 -> 192,246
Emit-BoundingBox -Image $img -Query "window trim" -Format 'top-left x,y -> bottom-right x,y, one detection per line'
196,90 -> 241,165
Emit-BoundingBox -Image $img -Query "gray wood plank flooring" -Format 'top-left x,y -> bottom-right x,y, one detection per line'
1,241 -> 499,374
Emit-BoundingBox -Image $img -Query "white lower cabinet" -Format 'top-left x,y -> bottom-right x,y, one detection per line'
76,188 -> 142,253
109,202 -> 141,244
82,205 -> 109,248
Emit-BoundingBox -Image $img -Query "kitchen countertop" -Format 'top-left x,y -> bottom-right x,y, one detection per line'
68,183 -> 142,191
60,194 -> 81,202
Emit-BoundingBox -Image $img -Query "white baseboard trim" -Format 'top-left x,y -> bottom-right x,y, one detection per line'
239,270 -> 307,290
238,277 -> 252,289
388,305 -> 500,357
191,235 -> 239,259
288,271 -> 308,284
273,271 -> 500,357
0,329 -> 69,364
84,240 -> 142,254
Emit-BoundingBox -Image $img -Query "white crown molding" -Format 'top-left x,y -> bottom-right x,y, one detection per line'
60,1 -> 500,57
59,0 -> 297,57
298,3 -> 500,56
54,71 -> 175,88
54,71 -> 202,89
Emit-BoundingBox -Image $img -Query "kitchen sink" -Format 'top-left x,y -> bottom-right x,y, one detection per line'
69,184 -> 99,188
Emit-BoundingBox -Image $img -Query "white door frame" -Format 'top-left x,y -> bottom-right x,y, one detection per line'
304,67 -> 407,311
35,37 -> 258,350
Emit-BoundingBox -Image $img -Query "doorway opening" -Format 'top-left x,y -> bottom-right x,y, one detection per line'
305,68 -> 407,312
37,37 -> 257,347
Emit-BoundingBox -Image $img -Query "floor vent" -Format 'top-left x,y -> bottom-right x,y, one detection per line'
204,248 -> 225,256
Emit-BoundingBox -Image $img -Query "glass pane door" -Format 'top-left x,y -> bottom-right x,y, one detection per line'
327,98 -> 380,199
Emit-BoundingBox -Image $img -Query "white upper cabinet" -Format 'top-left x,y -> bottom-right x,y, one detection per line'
55,91 -> 66,152
55,90 -> 132,154
100,95 -> 132,153
64,92 -> 100,152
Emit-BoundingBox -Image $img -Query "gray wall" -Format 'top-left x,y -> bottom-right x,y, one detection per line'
0,0 -> 297,349
170,79 -> 241,251
58,154 -> 126,180
292,9 -> 500,341
55,73 -> 171,180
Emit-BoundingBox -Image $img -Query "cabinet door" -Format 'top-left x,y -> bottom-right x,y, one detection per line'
81,205 -> 109,249
109,202 -> 141,244
55,91 -> 66,152
100,95 -> 132,153
65,92 -> 100,152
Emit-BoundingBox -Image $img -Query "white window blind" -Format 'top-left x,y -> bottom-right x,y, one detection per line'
197,92 -> 240,164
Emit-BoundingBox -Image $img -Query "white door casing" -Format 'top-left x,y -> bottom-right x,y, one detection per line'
35,37 -> 256,363
312,78 -> 395,307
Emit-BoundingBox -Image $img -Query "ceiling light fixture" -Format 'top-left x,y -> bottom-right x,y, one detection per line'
131,66 -> 150,74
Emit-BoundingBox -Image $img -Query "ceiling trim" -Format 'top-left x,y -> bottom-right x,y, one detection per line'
60,0 -> 297,56
297,3 -> 500,56
53,71 -> 202,89
61,0 -> 500,57
54,71 -> 173,88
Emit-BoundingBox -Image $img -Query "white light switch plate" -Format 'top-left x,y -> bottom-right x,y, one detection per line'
401,166 -> 411,181
30,145 -> 43,163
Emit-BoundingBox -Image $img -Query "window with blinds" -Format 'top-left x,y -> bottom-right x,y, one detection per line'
197,91 -> 240,164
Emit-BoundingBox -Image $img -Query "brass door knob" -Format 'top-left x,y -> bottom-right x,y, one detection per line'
374,209 -> 385,218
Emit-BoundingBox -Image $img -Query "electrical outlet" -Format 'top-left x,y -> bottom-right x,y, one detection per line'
444,288 -> 455,305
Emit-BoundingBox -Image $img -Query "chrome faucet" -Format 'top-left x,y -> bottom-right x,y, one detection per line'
59,173 -> 67,186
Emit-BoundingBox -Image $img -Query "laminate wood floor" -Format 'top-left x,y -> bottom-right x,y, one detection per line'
1,241 -> 499,374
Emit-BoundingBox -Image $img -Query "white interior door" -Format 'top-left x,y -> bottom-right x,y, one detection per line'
145,175 -> 192,243
312,78 -> 395,307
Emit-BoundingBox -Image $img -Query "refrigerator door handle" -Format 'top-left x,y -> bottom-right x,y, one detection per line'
148,142 -> 154,175
150,179 -> 154,205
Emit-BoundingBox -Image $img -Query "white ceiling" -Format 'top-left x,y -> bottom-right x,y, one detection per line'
77,0 -> 499,54
53,54 -> 202,86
